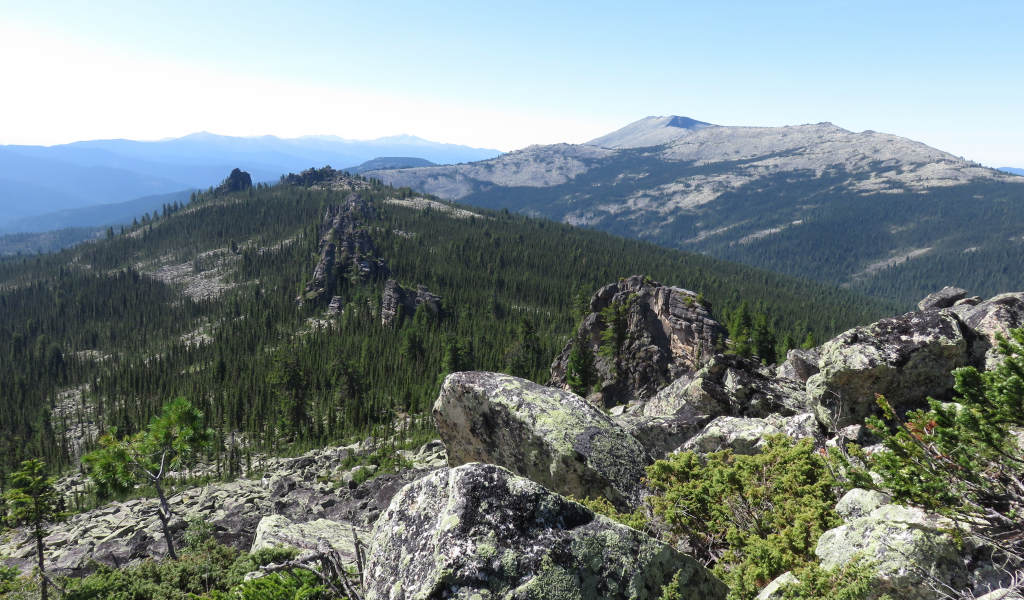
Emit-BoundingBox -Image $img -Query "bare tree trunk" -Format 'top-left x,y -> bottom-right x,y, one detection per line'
35,527 -> 47,600
153,479 -> 178,560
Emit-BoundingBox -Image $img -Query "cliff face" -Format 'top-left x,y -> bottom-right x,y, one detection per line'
549,275 -> 727,406
297,194 -> 389,306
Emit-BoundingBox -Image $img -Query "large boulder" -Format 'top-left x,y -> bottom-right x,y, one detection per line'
251,514 -> 369,562
549,276 -> 727,406
816,503 -> 970,600
918,286 -> 968,311
364,463 -> 728,600
433,372 -> 649,509
614,413 -> 712,460
777,348 -> 820,384
679,413 -> 824,455
951,293 -> 1024,368
807,311 -> 977,429
643,354 -> 808,420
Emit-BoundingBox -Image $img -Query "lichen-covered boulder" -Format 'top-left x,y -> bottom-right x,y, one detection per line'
433,372 -> 649,509
951,292 -> 1024,369
614,413 -> 711,459
815,504 -> 968,599
364,464 -> 728,600
834,488 -> 891,521
807,311 -> 976,428
678,414 -> 823,455
643,354 -> 807,420
251,514 -> 369,561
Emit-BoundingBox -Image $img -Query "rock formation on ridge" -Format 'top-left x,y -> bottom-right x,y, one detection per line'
297,194 -> 389,306
549,275 -> 727,407
380,279 -> 442,327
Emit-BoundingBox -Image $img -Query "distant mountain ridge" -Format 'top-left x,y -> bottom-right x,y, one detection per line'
1,189 -> 196,234
345,157 -> 438,174
0,133 -> 500,225
1000,167 -> 1024,176
365,116 -> 1024,304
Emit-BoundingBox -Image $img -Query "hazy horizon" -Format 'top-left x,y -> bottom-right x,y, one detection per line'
1,1 -> 1022,166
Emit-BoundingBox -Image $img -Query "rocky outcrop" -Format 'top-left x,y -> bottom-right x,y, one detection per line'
679,413 -> 823,455
380,280 -> 442,327
297,194 -> 389,306
433,372 -> 649,509
807,310 -> 978,428
282,166 -> 372,191
918,286 -> 969,311
364,463 -> 728,600
951,292 -> 1024,368
216,168 -> 253,193
549,275 -> 727,407
643,354 -> 808,420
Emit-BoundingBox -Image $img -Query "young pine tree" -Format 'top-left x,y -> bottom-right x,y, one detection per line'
599,296 -> 632,359
84,398 -> 213,561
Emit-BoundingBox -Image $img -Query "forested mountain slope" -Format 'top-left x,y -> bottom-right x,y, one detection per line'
366,117 -> 1024,304
0,171 -> 900,482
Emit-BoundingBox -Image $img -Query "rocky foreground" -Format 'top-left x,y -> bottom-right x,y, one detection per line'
5,280 -> 1024,599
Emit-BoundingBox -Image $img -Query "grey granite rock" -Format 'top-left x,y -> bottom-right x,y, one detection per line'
807,310 -> 977,428
918,286 -> 969,311
433,372 -> 649,510
364,463 -> 728,600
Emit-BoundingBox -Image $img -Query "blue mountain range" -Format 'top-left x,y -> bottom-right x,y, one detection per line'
0,132 -> 500,230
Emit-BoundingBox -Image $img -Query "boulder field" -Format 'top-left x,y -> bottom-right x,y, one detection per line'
6,281 -> 1024,599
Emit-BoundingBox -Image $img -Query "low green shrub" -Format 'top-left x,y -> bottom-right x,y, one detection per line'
61,542 -> 301,600
647,436 -> 841,600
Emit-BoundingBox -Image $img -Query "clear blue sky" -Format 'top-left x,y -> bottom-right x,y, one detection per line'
2,0 -> 1021,166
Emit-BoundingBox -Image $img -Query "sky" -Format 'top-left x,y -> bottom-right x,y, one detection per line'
1,0 -> 1022,166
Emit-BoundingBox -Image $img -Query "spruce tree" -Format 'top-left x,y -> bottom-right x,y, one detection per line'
566,330 -> 598,397
728,301 -> 754,358
751,314 -> 778,365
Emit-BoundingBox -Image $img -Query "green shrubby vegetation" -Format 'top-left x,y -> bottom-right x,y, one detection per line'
647,437 -> 843,599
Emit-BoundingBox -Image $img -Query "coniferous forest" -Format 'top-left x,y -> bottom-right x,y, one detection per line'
0,174 -> 901,487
